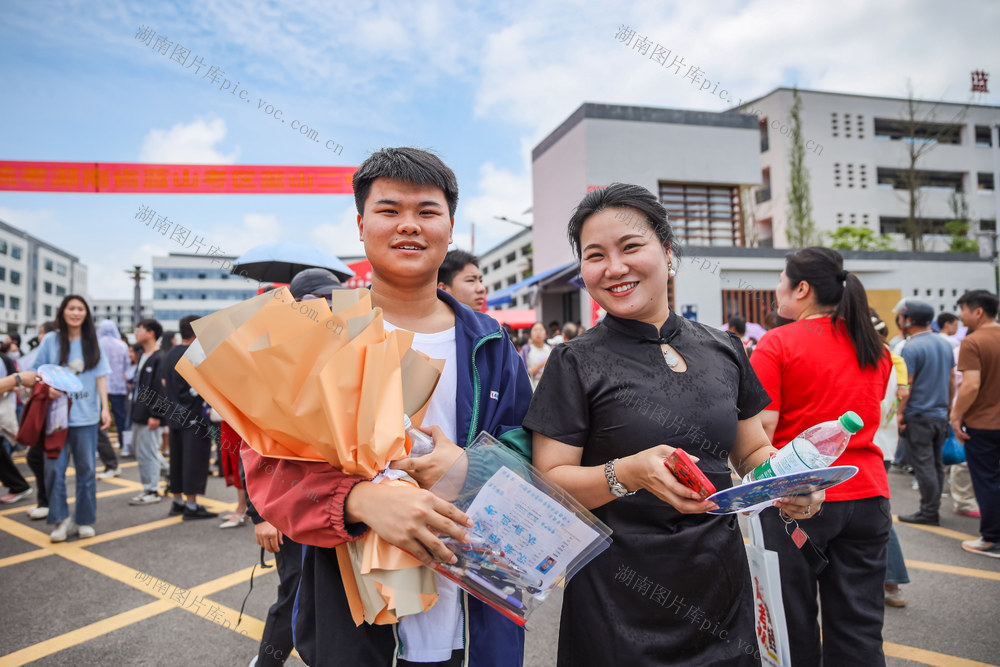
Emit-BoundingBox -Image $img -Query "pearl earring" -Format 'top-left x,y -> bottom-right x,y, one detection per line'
668,263 -> 676,277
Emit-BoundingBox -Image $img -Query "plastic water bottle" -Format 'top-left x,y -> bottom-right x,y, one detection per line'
403,414 -> 435,458
745,411 -> 863,482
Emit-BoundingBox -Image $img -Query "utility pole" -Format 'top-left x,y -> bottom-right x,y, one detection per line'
125,265 -> 148,330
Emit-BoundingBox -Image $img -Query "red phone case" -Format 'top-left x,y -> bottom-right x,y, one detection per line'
664,449 -> 716,500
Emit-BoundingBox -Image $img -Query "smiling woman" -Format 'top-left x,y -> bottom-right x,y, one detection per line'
524,183 -> 820,666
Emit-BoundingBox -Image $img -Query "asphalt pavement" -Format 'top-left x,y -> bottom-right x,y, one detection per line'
0,450 -> 997,666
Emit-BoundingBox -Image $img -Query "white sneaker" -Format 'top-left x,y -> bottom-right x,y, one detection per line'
78,525 -> 96,539
129,492 -> 162,505
97,468 -> 122,480
50,517 -> 78,542
28,506 -> 49,520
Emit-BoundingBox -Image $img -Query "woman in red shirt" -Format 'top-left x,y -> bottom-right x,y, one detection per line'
751,247 -> 892,667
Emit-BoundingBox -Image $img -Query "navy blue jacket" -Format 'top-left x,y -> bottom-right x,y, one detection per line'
287,291 -> 533,666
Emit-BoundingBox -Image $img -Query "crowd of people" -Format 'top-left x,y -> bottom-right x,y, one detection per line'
0,146 -> 997,666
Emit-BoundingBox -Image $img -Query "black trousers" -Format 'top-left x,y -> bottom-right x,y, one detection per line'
904,414 -> 948,518
0,443 -> 30,494
761,497 -> 891,667
27,445 -> 47,507
96,428 -> 119,471
257,537 -> 302,667
167,425 -> 211,496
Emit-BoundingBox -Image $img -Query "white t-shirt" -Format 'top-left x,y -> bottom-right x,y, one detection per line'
384,321 -> 463,663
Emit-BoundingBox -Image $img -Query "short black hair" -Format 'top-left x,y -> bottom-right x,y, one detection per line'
936,312 -> 958,328
438,249 -> 478,287
567,182 -> 680,261
136,318 -> 163,340
178,315 -> 198,340
353,147 -> 459,218
131,343 -> 144,356
7,333 -> 20,345
728,315 -> 747,336
958,289 -> 999,319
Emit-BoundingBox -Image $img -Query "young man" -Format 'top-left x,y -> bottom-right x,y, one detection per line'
163,315 -> 217,520
96,320 -> 130,479
937,312 -> 961,350
436,249 -> 486,312
129,318 -> 169,505
951,290 -> 1000,558
243,147 -> 532,666
896,300 -> 956,526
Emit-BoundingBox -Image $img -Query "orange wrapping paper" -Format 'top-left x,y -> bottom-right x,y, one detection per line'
176,287 -> 444,624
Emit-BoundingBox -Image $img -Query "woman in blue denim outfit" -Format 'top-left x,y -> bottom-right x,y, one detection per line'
30,295 -> 110,542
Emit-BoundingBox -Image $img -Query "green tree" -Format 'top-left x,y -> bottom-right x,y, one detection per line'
828,227 -> 895,251
945,192 -> 979,253
786,87 -> 818,247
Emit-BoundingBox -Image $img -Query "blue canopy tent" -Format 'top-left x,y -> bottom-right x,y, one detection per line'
486,261 -> 577,309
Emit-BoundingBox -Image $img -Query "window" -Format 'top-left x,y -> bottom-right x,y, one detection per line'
44,304 -> 53,317
857,114 -> 865,140
877,168 -> 964,192
505,252 -> 516,264
873,118 -> 961,144
506,275 -> 517,287
756,168 -> 771,203
659,182 -> 743,246
0,267 -> 5,281
0,240 -> 6,254
975,125 -> 993,147
56,263 -> 67,276
834,163 -> 842,188
10,296 -> 19,310
10,271 -> 20,286
198,273 -> 206,279
159,272 -> 167,280
55,285 -> 66,296
493,281 -> 502,292
520,245 -> 532,257
979,173 -> 995,191
11,246 -> 21,260
880,217 -> 953,235
491,260 -> 501,271
44,259 -> 54,271
43,281 -> 53,293
913,288 -> 919,296
0,295 -> 4,307
831,112 -> 839,138
759,118 -> 769,152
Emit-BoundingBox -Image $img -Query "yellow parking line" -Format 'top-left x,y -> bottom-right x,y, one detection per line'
0,485 -> 140,517
884,641 -> 997,666
893,516 -> 978,542
0,548 -> 51,568
905,559 -> 1000,582
0,561 -> 275,667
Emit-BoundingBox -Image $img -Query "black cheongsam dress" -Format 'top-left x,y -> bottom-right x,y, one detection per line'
523,310 -> 772,666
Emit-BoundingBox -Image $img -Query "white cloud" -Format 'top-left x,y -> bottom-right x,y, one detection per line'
87,242 -> 173,301
309,203 -> 365,259
139,118 -> 240,164
206,213 -> 286,255
458,161 -> 534,255
0,207 -> 60,240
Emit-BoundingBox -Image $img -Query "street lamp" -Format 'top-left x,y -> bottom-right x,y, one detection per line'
469,216 -> 533,254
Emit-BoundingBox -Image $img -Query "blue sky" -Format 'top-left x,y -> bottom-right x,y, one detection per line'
1,0 -> 997,299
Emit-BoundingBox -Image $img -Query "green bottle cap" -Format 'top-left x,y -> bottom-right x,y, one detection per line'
839,411 -> 863,433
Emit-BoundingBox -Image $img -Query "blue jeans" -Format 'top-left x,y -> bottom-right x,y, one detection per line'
884,527 -> 909,584
108,394 -> 130,437
965,427 -> 1000,543
45,424 -> 99,526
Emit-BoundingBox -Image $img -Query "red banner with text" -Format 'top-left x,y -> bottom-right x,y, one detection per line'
0,161 -> 356,194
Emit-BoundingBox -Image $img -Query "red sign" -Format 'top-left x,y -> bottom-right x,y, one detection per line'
345,259 -> 372,289
971,70 -> 989,93
0,161 -> 356,194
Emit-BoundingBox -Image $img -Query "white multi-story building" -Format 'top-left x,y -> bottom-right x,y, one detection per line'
480,228 -> 534,310
90,299 -> 151,333
742,88 -> 1000,250
527,98 -> 997,328
530,102 -> 762,323
0,219 -> 86,333
152,253 -> 259,331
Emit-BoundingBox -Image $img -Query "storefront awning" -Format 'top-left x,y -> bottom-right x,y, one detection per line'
486,261 -> 576,308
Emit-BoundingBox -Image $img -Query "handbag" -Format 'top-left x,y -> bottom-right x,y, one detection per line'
942,426 -> 967,466
745,513 -> 792,667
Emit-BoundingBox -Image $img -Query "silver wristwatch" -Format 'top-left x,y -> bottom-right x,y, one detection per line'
604,458 -> 635,497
